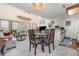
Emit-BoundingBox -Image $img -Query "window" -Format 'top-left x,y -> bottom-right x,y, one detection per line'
1,20 -> 9,30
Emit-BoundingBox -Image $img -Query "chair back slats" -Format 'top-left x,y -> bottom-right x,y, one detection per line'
44,29 -> 55,53
28,29 -> 35,41
44,29 -> 49,35
44,29 -> 55,42
50,29 -> 55,41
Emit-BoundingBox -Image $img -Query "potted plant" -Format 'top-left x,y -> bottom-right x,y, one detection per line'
48,21 -> 54,28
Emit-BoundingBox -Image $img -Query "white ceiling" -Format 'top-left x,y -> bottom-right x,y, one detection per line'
8,3 -> 74,19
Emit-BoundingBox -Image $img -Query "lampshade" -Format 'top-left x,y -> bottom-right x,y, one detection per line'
17,16 -> 31,21
66,3 -> 79,15
32,3 -> 43,10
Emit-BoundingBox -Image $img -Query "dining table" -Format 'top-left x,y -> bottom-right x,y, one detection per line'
35,32 -> 48,52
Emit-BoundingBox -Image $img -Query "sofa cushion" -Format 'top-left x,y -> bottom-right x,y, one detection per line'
4,32 -> 10,36
3,36 -> 12,41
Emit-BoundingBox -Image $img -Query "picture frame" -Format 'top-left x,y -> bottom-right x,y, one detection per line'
66,21 -> 71,26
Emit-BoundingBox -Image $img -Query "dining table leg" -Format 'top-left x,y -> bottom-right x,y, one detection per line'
41,35 -> 44,52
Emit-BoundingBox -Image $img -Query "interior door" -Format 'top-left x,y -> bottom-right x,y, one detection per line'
77,21 -> 79,42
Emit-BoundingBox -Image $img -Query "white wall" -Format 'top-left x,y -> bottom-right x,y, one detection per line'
51,15 -> 65,28
1,3 -> 79,40
0,4 -> 26,21
64,15 -> 79,39
51,14 -> 79,40
29,15 -> 49,29
0,3 -> 49,30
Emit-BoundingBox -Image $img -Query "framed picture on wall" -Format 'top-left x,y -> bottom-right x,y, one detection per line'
66,21 -> 71,26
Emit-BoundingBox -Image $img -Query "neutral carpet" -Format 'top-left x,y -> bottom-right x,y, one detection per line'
4,36 -> 78,56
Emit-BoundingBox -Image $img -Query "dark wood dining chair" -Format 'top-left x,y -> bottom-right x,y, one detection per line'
28,29 -> 42,55
44,29 -> 55,53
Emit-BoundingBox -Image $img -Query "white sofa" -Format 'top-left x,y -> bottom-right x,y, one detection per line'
0,36 -> 16,55
5,36 -> 16,50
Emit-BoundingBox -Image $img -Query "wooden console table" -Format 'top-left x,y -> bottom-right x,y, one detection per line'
0,40 -> 6,47
60,39 -> 79,56
69,39 -> 79,56
69,39 -> 79,49
0,37 -> 6,55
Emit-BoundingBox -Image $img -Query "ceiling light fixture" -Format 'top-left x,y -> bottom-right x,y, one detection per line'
32,3 -> 43,10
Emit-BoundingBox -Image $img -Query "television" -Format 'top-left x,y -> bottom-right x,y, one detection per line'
39,26 -> 46,32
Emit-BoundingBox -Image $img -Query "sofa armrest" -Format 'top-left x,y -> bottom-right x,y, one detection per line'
3,35 -> 12,41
